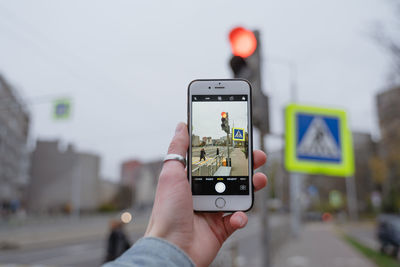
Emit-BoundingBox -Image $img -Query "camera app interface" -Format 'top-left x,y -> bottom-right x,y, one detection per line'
191,95 -> 249,195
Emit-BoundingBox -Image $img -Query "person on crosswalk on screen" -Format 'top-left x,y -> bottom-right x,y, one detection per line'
200,148 -> 206,161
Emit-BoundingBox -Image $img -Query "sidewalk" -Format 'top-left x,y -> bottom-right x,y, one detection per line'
230,148 -> 248,176
211,214 -> 291,267
273,223 -> 376,267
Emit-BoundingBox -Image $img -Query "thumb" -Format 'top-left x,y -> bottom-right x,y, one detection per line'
221,212 -> 248,241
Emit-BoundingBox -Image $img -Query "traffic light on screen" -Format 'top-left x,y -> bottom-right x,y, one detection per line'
221,112 -> 229,134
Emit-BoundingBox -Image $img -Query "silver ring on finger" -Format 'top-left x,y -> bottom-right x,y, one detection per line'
163,153 -> 186,168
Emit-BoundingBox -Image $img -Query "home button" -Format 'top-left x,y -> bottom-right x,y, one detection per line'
215,197 -> 226,208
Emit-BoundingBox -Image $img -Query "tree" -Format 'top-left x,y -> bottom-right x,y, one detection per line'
374,0 -> 400,84
369,156 -> 388,186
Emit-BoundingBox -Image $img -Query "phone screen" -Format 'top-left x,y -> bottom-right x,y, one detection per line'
191,94 -> 250,195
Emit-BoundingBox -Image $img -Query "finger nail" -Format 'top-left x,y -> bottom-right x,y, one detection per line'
175,123 -> 184,134
238,216 -> 245,227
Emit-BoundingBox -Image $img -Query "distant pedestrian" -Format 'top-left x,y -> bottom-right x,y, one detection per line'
104,220 -> 131,263
216,148 -> 219,156
200,148 -> 206,161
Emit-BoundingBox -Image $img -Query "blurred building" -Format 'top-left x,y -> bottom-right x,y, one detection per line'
192,135 -> 200,147
28,140 -> 100,213
352,132 -> 377,212
0,75 -> 30,212
120,160 -> 142,186
377,86 -> 400,145
376,85 -> 400,209
205,137 -> 212,146
99,179 -> 119,205
120,159 -> 163,209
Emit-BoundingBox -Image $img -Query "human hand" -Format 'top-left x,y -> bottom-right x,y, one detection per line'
145,122 -> 267,267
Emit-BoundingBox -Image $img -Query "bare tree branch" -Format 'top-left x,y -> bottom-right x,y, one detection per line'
373,0 -> 400,84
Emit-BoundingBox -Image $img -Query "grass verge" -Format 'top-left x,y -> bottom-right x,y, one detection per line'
343,234 -> 399,267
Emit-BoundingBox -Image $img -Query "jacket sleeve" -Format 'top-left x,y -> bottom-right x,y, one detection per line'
102,237 -> 195,267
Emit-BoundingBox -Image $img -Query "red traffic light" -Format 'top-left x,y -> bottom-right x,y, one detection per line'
229,27 -> 257,58
221,112 -> 227,118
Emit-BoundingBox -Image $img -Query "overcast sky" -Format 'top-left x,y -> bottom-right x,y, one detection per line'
0,0 -> 394,180
193,101 -> 247,139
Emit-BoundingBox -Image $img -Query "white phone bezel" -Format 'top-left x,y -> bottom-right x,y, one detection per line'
188,79 -> 253,212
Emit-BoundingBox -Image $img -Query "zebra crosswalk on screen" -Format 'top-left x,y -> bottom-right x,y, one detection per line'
191,94 -> 250,195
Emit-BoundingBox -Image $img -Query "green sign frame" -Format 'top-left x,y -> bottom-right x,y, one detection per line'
285,104 -> 354,177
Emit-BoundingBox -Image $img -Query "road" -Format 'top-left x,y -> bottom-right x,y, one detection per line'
0,212 -> 150,267
1,237 -> 106,266
0,213 -> 290,267
0,232 -> 143,267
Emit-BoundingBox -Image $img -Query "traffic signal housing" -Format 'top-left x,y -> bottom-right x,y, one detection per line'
221,112 -> 229,134
228,27 -> 270,134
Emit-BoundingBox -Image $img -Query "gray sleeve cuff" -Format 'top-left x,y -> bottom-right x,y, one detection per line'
103,237 -> 195,267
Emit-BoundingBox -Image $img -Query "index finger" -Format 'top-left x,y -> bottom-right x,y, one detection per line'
164,122 -> 189,169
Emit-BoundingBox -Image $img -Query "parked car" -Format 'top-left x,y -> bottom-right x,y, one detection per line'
377,214 -> 400,257
303,211 -> 323,222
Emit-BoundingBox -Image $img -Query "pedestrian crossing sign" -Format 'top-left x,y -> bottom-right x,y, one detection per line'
232,128 -> 245,141
53,98 -> 71,120
285,104 -> 354,176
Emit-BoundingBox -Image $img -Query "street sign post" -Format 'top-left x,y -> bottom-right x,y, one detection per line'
285,104 -> 354,177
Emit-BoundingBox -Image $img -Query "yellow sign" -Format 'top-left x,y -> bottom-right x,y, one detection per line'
232,128 -> 245,141
285,104 -> 354,177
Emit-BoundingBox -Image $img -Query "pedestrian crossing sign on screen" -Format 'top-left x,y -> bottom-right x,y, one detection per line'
232,128 -> 245,141
285,104 -> 354,176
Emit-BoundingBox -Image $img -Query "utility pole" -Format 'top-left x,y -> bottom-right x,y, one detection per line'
290,172 -> 302,237
287,61 -> 302,237
346,175 -> 358,221
221,112 -> 231,166
271,57 -> 302,237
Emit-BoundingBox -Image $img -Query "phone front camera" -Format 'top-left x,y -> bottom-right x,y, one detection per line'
208,86 -> 211,89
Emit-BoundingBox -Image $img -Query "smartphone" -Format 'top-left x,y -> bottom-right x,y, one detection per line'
187,79 -> 254,212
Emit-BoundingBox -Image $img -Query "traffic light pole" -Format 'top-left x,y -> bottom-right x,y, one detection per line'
259,132 -> 270,267
227,132 -> 230,166
228,28 -> 270,266
253,30 -> 270,267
